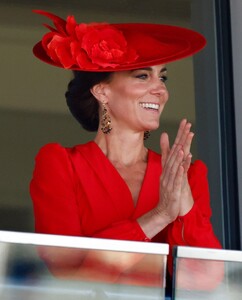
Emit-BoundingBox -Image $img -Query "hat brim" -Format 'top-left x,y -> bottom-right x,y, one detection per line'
33,23 -> 206,72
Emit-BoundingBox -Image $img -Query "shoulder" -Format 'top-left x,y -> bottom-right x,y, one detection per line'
35,142 -> 66,157
34,142 -> 92,161
33,143 -> 79,178
33,142 -> 95,171
34,143 -> 70,165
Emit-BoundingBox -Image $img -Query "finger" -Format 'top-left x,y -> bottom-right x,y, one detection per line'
166,149 -> 184,191
182,153 -> 192,173
183,132 -> 194,157
163,120 -> 187,167
161,144 -> 182,181
162,146 -> 184,187
173,165 -> 185,192
160,132 -> 170,167
176,122 -> 192,148
168,140 -> 181,160
174,122 -> 194,159
174,119 -> 188,145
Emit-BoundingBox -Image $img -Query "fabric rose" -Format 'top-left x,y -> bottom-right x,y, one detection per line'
76,25 -> 138,68
34,10 -> 138,70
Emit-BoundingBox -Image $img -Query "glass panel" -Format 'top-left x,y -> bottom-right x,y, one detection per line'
172,246 -> 242,299
0,231 -> 168,300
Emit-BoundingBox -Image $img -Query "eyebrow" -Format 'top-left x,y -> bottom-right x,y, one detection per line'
131,67 -> 167,73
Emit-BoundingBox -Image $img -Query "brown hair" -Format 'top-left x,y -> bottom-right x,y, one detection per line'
65,71 -> 112,131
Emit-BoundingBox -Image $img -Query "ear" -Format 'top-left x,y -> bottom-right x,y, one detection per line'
90,83 -> 109,104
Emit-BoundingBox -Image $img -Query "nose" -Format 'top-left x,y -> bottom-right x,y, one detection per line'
150,78 -> 168,97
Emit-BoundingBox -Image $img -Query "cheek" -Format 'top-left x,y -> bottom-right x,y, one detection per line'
106,83 -> 128,101
107,86 -> 139,106
162,89 -> 169,104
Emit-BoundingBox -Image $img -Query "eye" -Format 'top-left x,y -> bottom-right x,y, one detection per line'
160,75 -> 168,83
135,73 -> 149,80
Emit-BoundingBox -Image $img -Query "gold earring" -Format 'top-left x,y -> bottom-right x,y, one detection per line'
101,103 -> 112,134
144,131 -> 150,140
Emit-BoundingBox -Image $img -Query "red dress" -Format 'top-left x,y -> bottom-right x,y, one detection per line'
30,141 -> 221,273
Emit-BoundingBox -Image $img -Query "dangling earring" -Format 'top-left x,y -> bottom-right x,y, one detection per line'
101,103 -> 112,134
144,131 -> 150,140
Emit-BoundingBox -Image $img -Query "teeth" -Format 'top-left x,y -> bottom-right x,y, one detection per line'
140,103 -> 159,110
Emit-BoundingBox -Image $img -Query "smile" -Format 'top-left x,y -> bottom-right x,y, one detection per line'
139,102 -> 160,110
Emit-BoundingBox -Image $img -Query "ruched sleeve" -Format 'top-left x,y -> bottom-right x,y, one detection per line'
30,143 -> 83,236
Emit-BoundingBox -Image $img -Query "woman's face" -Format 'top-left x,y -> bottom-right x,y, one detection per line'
99,64 -> 169,133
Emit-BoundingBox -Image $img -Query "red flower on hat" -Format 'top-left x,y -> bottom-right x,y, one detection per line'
34,10 -> 138,70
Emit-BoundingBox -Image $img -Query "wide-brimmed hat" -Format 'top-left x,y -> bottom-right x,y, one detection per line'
33,10 -> 206,72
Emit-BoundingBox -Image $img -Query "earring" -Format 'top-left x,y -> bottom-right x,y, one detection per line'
101,103 -> 112,134
144,131 -> 150,140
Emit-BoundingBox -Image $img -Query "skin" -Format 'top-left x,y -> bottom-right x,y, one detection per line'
91,64 -> 194,240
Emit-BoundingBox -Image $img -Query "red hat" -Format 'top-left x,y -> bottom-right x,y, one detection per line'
33,10 -> 206,72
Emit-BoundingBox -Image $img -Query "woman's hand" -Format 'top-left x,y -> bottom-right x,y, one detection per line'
158,119 -> 194,222
138,119 -> 195,239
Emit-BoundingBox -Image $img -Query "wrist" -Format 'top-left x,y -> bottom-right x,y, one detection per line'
179,185 -> 194,216
137,208 -> 172,239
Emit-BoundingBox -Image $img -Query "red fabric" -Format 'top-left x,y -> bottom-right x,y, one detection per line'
30,141 -> 221,274
33,10 -> 206,72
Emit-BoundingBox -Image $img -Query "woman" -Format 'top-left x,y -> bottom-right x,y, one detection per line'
30,10 -> 222,288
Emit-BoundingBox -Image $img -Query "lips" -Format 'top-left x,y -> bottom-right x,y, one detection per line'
139,102 -> 160,110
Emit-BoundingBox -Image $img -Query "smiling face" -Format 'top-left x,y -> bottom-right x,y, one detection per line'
92,64 -> 169,135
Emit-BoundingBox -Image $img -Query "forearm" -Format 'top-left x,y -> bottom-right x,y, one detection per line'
137,207 -> 171,240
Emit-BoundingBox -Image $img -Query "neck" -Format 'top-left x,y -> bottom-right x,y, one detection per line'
94,129 -> 148,166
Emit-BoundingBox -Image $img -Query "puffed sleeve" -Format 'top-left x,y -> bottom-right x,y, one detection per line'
165,160 -> 222,248
30,143 -> 83,236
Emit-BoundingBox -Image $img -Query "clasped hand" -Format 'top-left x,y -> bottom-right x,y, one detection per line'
158,119 -> 194,223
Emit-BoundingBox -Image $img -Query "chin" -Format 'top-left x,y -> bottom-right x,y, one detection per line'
145,123 -> 160,131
